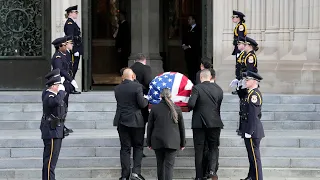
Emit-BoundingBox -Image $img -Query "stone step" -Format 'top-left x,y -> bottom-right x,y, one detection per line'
2,111 -> 320,121
5,147 -> 320,158
1,178 -> 318,180
0,130 -> 319,148
0,167 -> 318,179
0,103 -> 317,112
1,92 -> 320,104
2,156 -> 319,169
1,120 -> 320,130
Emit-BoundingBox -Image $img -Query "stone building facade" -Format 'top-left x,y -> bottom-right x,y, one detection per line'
0,0 -> 319,94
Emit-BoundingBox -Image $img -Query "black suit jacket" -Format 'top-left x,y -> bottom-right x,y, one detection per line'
116,20 -> 130,52
147,100 -> 186,150
182,24 -> 201,55
188,81 -> 224,129
130,62 -> 153,94
114,79 -> 148,128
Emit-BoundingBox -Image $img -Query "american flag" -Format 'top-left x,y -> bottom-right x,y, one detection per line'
147,72 -> 194,107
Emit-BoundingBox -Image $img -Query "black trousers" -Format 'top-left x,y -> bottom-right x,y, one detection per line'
244,138 -> 263,180
117,123 -> 145,178
42,138 -> 62,180
154,148 -> 177,180
184,49 -> 200,84
202,137 -> 209,176
193,128 -> 221,178
72,55 -> 80,78
62,81 -> 73,107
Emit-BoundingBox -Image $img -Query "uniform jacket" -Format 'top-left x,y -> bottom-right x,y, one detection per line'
236,50 -> 246,80
65,50 -> 74,77
130,62 -> 153,95
51,51 -> 73,82
147,100 -> 186,150
64,18 -> 83,54
114,79 -> 149,128
232,22 -> 247,55
240,88 -> 265,139
188,81 -> 224,129
40,89 -> 67,139
243,50 -> 258,73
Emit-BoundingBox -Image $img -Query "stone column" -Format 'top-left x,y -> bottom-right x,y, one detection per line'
307,0 -> 320,61
51,0 -> 82,90
129,0 -> 163,77
201,0 -> 213,62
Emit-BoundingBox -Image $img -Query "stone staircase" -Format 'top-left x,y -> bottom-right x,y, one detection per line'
0,92 -> 319,179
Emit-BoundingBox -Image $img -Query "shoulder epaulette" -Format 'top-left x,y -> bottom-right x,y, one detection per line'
49,95 -> 54,98
68,22 -> 73,25
56,55 -> 61,58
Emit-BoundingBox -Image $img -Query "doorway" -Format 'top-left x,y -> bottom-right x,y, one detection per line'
161,0 -> 202,74
90,0 -> 130,85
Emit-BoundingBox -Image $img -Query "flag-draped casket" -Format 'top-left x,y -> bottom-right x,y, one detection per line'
147,72 -> 193,112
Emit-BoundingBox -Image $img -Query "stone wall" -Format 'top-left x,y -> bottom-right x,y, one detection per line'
212,0 -> 320,94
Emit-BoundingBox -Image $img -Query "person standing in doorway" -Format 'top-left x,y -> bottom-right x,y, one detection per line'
114,11 -> 131,70
147,88 -> 186,180
182,15 -> 201,84
64,5 -> 82,94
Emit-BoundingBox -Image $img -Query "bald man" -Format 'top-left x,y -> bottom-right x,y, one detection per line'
188,69 -> 224,180
114,68 -> 149,180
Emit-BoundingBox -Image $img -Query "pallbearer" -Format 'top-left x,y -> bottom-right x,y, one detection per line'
237,71 -> 264,180
41,70 -> 67,180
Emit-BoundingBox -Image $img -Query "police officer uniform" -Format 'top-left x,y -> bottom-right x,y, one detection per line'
41,71 -> 67,180
65,36 -> 81,94
64,5 -> 83,79
242,37 -> 258,73
51,37 -> 76,135
237,71 -> 264,180
232,10 -> 247,56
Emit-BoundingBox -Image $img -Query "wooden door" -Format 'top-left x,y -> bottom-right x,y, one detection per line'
162,0 -> 202,74
91,0 -> 129,85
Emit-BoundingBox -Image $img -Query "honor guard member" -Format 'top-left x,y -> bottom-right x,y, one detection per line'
65,36 -> 81,94
64,5 -> 83,94
237,71 -> 264,180
243,37 -> 259,73
231,36 -> 247,95
41,71 -> 67,180
232,10 -> 247,56
51,37 -> 79,135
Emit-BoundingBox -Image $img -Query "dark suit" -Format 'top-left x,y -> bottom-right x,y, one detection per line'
114,79 -> 148,179
51,51 -> 73,106
64,18 -> 83,77
147,100 -> 186,180
239,88 -> 264,180
40,89 -> 67,180
116,20 -> 130,69
182,24 -> 201,83
188,81 -> 224,179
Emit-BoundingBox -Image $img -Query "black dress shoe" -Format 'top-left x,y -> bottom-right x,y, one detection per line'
231,90 -> 238,95
240,177 -> 252,180
71,90 -> 81,94
130,173 -> 145,180
64,127 -> 73,133
236,129 -> 242,136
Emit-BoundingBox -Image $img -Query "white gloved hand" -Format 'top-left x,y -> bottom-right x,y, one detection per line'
61,77 -> 65,84
71,80 -> 79,89
143,95 -> 149,100
74,52 -> 80,57
229,79 -> 239,88
58,84 -> 65,91
245,133 -> 252,138
237,79 -> 242,88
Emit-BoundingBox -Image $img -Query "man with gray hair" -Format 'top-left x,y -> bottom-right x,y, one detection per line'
188,69 -> 224,180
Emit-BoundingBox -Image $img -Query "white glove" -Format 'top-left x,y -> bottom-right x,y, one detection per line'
237,79 -> 242,88
229,79 -> 239,88
143,95 -> 149,100
61,77 -> 65,84
74,52 -> 80,57
245,133 -> 252,138
58,84 -> 65,91
71,80 -> 79,89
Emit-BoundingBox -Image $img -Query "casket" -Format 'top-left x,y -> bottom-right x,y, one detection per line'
147,72 -> 193,112
148,104 -> 190,112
